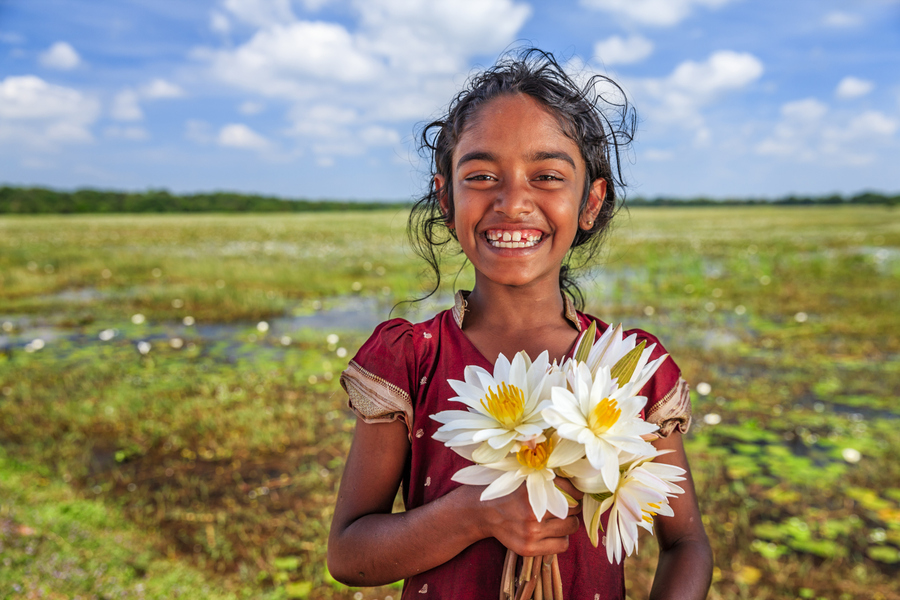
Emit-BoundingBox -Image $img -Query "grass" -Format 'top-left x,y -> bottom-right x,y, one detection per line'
1,205 -> 899,599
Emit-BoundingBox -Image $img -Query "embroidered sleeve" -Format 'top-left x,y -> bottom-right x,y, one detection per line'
645,377 -> 692,437
341,361 -> 413,429
339,319 -> 418,436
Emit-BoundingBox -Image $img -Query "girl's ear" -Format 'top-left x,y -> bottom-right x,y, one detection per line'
435,175 -> 454,229
580,178 -> 607,230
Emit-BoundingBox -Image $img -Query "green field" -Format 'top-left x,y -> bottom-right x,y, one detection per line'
1,206 -> 899,599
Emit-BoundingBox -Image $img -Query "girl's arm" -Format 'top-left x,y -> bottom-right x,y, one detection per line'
648,431 -> 713,600
328,417 -> 579,586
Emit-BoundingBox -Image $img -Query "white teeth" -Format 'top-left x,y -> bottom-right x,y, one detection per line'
484,230 -> 542,248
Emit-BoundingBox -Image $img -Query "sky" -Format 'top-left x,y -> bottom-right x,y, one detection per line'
1,0 -> 899,201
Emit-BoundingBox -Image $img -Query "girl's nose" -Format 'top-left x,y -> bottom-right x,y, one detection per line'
493,177 -> 534,219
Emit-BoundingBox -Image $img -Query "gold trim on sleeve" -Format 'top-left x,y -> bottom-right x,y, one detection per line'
646,377 -> 692,437
341,361 -> 414,435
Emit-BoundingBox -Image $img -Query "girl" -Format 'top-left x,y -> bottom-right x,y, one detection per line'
328,49 -> 713,600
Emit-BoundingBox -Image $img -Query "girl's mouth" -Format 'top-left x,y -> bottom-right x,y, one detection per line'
484,229 -> 543,249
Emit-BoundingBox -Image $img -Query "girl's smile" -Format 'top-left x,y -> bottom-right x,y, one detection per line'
437,93 -> 604,289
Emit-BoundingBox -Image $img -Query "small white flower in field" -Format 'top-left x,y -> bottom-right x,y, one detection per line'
308,375 -> 318,384
336,347 -> 348,358
25,339 -> 45,353
432,350 -> 564,463
759,275 -> 771,285
137,341 -> 151,355
351,281 -> 362,291
182,316 -> 195,326
326,333 -> 339,345
172,298 -> 184,308
794,312 -> 808,323
280,336 -> 292,346
696,382 -> 712,395
566,451 -> 685,562
703,413 -> 722,425
169,338 -> 184,349
99,329 -> 115,341
152,268 -> 162,278
704,302 -> 716,312
131,313 -> 146,325
734,305 -> 746,315
545,362 -> 658,492
101,269 -> 112,279
215,279 -> 225,289
452,434 -> 584,521
1,321 -> 13,332
256,321 -> 269,332
841,448 -> 861,464
643,306 -> 655,316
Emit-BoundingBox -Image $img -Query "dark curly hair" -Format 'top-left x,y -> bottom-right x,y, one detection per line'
408,47 -> 636,309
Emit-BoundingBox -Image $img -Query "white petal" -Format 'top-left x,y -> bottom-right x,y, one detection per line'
481,470 -> 526,500
547,438 -> 585,468
484,429 -> 517,448
525,472 -> 550,521
472,440 -> 515,463
452,464 -> 502,486
472,428 -> 513,443
492,353 -> 511,383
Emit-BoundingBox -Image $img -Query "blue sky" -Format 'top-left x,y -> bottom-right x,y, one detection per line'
1,0 -> 898,201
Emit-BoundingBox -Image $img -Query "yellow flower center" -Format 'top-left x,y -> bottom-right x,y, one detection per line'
516,438 -> 554,471
642,502 -> 661,523
588,397 -> 621,434
481,382 -> 525,427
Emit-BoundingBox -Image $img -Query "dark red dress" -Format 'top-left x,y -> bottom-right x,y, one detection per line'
340,294 -> 691,600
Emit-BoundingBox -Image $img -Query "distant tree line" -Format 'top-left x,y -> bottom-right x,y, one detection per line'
0,186 -> 409,214
0,185 -> 897,214
628,191 -> 898,207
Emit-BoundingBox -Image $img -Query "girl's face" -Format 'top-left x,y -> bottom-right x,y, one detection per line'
436,93 -> 605,290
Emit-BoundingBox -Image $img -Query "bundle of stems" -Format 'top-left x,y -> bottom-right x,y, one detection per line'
500,549 -> 563,600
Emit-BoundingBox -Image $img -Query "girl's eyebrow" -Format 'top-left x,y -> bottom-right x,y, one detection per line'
456,150 -> 576,171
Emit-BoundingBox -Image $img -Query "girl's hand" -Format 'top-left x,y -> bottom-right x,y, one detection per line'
464,482 -> 580,557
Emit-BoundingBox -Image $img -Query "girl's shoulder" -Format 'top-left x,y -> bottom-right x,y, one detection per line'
339,310 -> 452,434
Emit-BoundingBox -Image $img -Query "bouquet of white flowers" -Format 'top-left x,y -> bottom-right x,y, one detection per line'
431,322 -> 686,600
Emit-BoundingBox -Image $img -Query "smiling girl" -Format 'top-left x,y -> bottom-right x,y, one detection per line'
328,49 -> 713,600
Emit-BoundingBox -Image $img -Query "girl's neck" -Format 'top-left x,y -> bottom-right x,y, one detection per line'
460,276 -> 580,364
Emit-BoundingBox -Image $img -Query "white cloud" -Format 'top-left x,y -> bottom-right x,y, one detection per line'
218,123 -> 270,150
629,50 -> 763,133
222,0 -> 296,28
835,76 -> 874,99
756,99 -> 897,164
197,0 -> 530,160
594,35 -> 654,65
38,41 -> 82,70
104,125 -> 149,141
111,89 -> 143,121
0,75 -> 99,148
239,100 -> 265,115
360,125 -> 400,146
580,0 -> 734,27
141,78 -> 185,99
210,11 -> 231,34
823,11 -> 863,28
0,32 -> 26,44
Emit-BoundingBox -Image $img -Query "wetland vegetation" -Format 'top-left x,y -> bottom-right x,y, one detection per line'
1,206 -> 898,599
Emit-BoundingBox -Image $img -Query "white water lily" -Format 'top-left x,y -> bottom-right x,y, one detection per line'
544,361 -> 659,492
565,451 -> 686,563
564,322 -> 669,393
452,434 -> 585,521
432,350 -> 565,463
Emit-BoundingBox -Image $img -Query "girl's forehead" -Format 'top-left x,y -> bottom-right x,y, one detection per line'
454,94 -> 580,161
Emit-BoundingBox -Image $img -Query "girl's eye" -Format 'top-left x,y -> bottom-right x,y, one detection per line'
465,174 -> 495,181
535,174 -> 563,181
